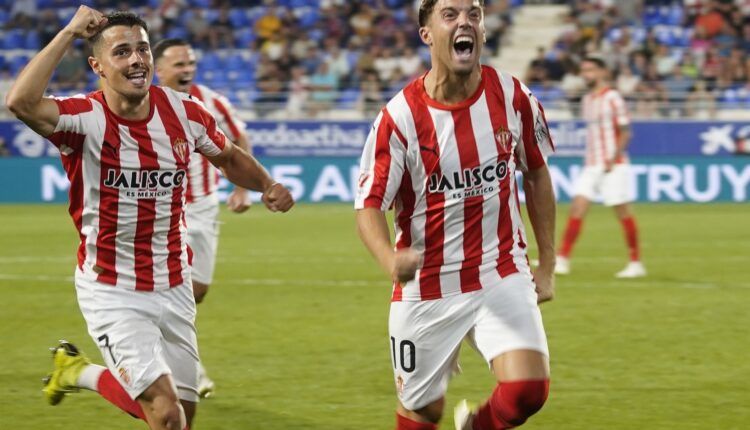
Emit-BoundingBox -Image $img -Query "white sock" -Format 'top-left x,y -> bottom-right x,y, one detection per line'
76,364 -> 106,391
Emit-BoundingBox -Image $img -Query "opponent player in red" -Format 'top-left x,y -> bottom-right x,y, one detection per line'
355,1 -> 556,429
5,7 -> 293,430
153,38 -> 253,398
555,56 -> 646,278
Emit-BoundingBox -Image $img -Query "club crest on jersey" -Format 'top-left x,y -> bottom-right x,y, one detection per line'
172,137 -> 188,164
428,161 -> 508,199
495,126 -> 513,153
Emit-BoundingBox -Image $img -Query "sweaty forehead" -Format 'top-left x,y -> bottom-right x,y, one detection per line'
435,0 -> 483,10
99,25 -> 149,50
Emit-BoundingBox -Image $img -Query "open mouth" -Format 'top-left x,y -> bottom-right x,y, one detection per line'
178,76 -> 193,87
453,35 -> 475,60
126,70 -> 147,86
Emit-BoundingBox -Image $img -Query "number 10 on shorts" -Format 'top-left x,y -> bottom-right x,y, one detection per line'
390,336 -> 416,373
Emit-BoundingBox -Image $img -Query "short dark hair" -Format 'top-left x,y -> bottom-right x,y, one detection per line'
89,11 -> 149,53
581,55 -> 607,70
152,38 -> 191,62
418,0 -> 485,27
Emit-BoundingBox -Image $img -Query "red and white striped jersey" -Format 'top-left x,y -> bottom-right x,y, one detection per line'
185,84 -> 246,202
49,85 -> 227,291
355,66 -> 554,302
581,87 -> 630,166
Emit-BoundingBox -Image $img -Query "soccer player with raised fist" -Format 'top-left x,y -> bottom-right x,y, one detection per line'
355,1 -> 555,429
5,6 -> 293,430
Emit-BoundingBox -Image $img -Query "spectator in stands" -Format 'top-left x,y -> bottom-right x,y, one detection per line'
255,5 -> 282,43
398,47 -> 423,79
186,7 -> 211,49
209,6 -> 235,50
616,65 -> 641,97
261,31 -> 287,61
52,46 -> 87,93
694,1 -> 726,38
142,6 -> 164,41
256,61 -> 287,118
349,3 -> 376,40
358,71 -> 384,119
324,39 -> 351,82
680,53 -> 700,79
685,80 -> 717,119
159,0 -> 186,29
286,66 -> 310,118
308,62 -> 338,117
38,9 -> 61,48
653,44 -> 679,77
373,48 -> 399,83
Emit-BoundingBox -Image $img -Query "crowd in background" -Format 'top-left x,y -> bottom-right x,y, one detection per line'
526,0 -> 750,118
0,0 -> 515,118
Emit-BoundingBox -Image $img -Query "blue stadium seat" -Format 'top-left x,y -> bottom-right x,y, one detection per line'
235,28 -> 257,46
3,30 -> 25,50
226,54 -> 247,71
165,27 -> 189,40
0,10 -> 8,26
9,55 -> 29,74
229,9 -> 250,27
25,32 -> 40,50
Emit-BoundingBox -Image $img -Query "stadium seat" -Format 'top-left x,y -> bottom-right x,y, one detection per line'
9,56 -> 29,74
229,9 -> 250,27
24,32 -> 40,50
3,30 -> 25,50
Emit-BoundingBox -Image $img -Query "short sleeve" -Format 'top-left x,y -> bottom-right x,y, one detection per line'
48,94 -> 95,153
354,108 -> 407,211
513,80 -> 555,171
183,98 -> 227,157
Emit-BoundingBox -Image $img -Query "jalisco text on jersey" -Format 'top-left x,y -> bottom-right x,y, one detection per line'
103,169 -> 187,189
428,161 -> 509,194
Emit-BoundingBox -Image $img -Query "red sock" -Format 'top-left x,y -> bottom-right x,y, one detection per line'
620,217 -> 640,261
97,370 -> 146,421
559,217 -> 582,258
396,413 -> 438,430
472,380 -> 550,430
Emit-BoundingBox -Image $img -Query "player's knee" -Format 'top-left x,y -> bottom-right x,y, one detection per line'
415,398 -> 445,424
151,398 -> 184,430
192,282 -> 209,304
496,380 -> 549,427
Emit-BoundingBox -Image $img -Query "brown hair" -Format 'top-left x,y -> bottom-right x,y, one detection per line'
418,0 -> 485,27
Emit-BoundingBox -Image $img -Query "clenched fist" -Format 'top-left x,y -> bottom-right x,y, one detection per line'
64,6 -> 108,39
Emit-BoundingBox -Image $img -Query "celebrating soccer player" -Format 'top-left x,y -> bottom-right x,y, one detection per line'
555,56 -> 646,278
5,6 -> 293,430
355,1 -> 555,429
153,38 -> 253,398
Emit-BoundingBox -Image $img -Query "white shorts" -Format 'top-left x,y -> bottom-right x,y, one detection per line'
574,164 -> 633,206
388,273 -> 549,411
185,194 -> 220,285
75,270 -> 200,402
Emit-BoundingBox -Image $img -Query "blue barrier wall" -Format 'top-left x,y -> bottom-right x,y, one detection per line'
1,157 -> 748,204
2,120 -> 749,158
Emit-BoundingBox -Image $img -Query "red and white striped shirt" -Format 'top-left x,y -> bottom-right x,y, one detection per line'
185,84 -> 246,202
582,87 -> 630,166
355,66 -> 554,302
49,85 -> 227,291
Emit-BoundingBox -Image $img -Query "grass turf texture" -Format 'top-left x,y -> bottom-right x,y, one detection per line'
0,203 -> 748,429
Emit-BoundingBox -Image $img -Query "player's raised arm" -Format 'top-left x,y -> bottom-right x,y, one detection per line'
5,6 -> 107,137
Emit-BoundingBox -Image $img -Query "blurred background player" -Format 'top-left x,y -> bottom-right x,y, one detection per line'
5,7 -> 293,430
355,1 -> 556,429
153,38 -> 253,398
555,56 -> 646,278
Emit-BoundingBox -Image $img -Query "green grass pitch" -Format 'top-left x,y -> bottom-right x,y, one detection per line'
0,203 -> 748,429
